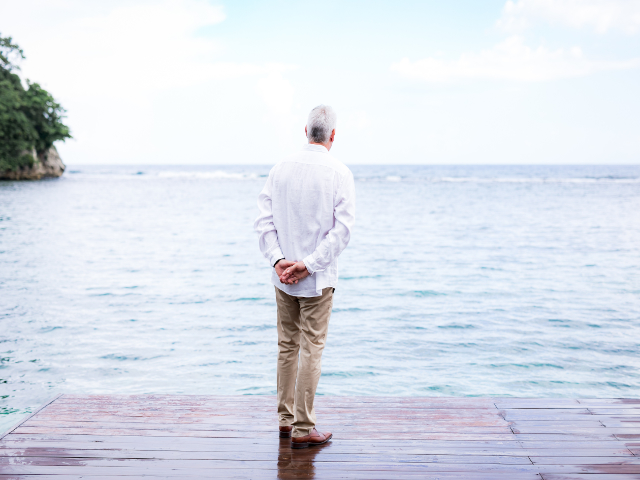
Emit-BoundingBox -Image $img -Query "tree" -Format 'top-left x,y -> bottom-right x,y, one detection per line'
23,81 -> 71,153
0,33 -> 71,172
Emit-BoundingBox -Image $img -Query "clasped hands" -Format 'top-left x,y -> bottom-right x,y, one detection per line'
275,260 -> 310,285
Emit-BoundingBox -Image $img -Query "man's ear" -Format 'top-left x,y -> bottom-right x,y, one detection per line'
305,126 -> 308,137
330,129 -> 336,142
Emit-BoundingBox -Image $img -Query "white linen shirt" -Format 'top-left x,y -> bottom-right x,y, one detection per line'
254,144 -> 356,297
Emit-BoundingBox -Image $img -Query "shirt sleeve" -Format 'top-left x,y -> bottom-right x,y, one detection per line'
254,168 -> 284,267
302,171 -> 356,274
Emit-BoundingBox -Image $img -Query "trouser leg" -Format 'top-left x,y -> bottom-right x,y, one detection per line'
292,287 -> 334,437
275,287 -> 301,426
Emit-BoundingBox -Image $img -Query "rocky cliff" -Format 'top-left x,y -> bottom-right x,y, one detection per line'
0,146 -> 66,180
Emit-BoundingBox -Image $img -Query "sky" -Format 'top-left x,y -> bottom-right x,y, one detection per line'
1,0 -> 639,165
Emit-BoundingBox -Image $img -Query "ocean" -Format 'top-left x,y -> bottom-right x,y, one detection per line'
1,164 -> 639,432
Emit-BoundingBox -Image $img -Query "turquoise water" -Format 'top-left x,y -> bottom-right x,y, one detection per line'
1,164 -> 639,432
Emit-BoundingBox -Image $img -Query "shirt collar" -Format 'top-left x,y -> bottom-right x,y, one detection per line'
303,143 -> 329,153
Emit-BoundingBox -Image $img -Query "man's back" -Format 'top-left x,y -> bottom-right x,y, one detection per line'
255,144 -> 355,297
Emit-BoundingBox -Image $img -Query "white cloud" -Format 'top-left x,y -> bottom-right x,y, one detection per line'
1,0 -> 301,108
391,36 -> 639,82
0,0 -> 299,163
342,111 -> 371,132
8,0 -> 265,102
255,65 -> 298,148
498,0 -> 640,34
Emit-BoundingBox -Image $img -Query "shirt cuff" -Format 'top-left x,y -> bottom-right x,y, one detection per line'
268,248 -> 285,267
302,255 -> 318,275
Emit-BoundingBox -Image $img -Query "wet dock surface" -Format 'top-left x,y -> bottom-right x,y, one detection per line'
1,395 -> 640,479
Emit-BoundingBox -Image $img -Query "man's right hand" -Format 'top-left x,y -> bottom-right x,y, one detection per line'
275,259 -> 296,283
280,261 -> 310,285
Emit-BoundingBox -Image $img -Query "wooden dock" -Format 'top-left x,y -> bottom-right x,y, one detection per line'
1,395 -> 640,479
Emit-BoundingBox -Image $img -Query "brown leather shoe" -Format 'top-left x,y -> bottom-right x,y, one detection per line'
291,428 -> 332,449
279,426 -> 293,438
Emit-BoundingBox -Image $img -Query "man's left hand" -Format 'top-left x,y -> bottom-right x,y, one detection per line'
280,261 -> 310,284
275,259 -> 296,283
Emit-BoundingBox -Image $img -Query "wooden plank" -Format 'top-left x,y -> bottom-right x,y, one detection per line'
39,408 -> 501,417
20,420 -> 511,431
519,449 -> 633,457
511,426 -> 618,434
598,417 -> 640,423
540,475 -> 640,480
0,460 -> 632,474
48,399 -> 470,408
536,465 -> 640,474
531,457 -> 640,465
502,411 -> 593,420
2,447 -> 629,459
0,474 -> 543,480
600,420 -> 640,428
577,399 -> 640,405
1,442 -> 628,458
517,441 -> 627,449
4,432 -> 619,442
52,400 -> 499,409
0,459 -> 546,471
506,415 -> 638,423
590,409 -> 640,415
10,428 -> 517,440
49,401 -> 499,407
56,395 -> 497,404
0,436 -> 524,448
508,421 -> 605,428
39,407 -> 500,417
27,416 -> 507,426
0,433 -> 633,449
494,399 -> 582,409
24,415 -> 510,425
36,410 -> 506,419
0,449 -> 534,464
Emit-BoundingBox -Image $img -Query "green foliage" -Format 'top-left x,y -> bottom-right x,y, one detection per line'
0,33 -> 71,172
0,68 -> 36,172
0,35 -> 24,71
23,81 -> 71,153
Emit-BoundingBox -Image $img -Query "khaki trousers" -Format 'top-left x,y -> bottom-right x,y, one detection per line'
275,286 -> 334,438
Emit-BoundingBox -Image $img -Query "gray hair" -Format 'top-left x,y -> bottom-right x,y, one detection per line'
306,105 -> 337,143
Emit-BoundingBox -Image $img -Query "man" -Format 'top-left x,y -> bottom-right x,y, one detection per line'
254,105 -> 356,449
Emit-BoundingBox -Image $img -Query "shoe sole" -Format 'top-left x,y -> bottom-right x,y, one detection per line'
279,431 -> 292,438
291,433 -> 333,449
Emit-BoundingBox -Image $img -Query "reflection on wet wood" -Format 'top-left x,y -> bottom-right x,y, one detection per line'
1,395 -> 640,478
